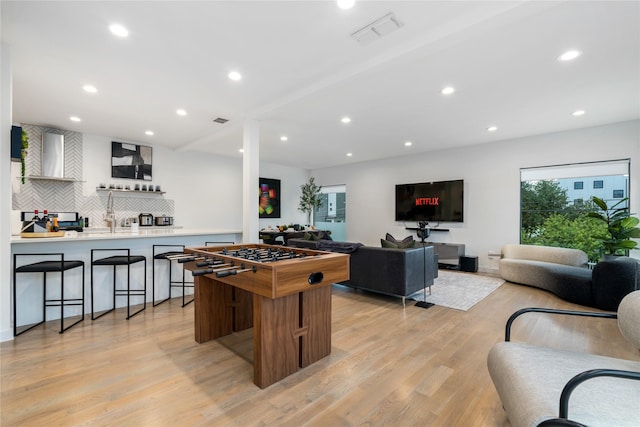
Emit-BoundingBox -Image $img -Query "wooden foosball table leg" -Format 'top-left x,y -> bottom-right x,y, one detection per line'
252,285 -> 332,389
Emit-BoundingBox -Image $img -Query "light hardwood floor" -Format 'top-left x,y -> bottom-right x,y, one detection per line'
2,278 -> 638,426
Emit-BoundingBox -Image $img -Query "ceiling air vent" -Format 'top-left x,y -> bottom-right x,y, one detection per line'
213,117 -> 229,124
351,13 -> 403,45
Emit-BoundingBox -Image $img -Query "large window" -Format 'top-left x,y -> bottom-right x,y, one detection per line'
313,185 -> 346,241
520,159 -> 630,261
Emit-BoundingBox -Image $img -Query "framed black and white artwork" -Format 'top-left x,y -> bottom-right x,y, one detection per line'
111,141 -> 152,180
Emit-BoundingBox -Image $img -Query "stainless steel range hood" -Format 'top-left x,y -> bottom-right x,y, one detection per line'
41,132 -> 64,178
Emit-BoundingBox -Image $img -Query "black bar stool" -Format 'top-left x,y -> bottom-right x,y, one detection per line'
13,253 -> 85,336
152,244 -> 194,307
91,249 -> 146,320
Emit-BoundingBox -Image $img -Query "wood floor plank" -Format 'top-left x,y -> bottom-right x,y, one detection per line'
2,279 -> 638,426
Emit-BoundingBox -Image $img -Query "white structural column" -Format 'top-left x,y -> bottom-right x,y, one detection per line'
1,42 -> 14,341
242,119 -> 260,244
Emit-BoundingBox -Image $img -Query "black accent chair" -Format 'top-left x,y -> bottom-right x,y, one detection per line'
91,249 -> 146,320
13,253 -> 85,336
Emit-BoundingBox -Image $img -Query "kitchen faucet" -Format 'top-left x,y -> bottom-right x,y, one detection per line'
105,190 -> 116,233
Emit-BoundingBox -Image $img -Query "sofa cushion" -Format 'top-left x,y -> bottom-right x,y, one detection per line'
502,244 -> 588,267
488,341 -> 640,427
618,290 -> 640,348
500,258 -> 593,306
316,240 -> 362,254
286,238 -> 318,249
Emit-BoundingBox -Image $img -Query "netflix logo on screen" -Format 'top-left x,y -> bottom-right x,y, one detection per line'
395,180 -> 463,222
415,197 -> 439,206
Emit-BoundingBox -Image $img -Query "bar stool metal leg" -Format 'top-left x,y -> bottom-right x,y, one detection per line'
153,244 -> 193,307
13,253 -> 85,336
91,249 -> 146,320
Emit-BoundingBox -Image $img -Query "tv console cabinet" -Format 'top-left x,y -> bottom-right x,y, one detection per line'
426,242 -> 465,269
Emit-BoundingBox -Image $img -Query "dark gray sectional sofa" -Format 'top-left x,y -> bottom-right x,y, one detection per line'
287,238 -> 438,306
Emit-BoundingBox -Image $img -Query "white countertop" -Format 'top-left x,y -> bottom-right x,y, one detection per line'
11,228 -> 242,244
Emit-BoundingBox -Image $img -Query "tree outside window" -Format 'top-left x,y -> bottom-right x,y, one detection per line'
520,160 -> 630,262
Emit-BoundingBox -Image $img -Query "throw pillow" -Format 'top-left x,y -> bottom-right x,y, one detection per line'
384,233 -> 415,248
314,231 -> 332,241
398,238 -> 415,249
381,239 -> 399,248
385,232 -> 398,243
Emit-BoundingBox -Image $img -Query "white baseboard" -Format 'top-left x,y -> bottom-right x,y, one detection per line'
478,266 -> 499,275
0,327 -> 14,342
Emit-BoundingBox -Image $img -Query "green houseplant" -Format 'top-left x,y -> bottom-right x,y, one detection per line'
587,196 -> 640,257
298,177 -> 322,225
20,129 -> 29,184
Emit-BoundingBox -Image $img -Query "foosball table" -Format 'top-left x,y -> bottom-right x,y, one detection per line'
179,244 -> 350,388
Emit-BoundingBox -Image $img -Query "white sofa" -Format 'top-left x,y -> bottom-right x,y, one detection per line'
499,244 -> 593,306
488,290 -> 640,427
500,244 -> 640,310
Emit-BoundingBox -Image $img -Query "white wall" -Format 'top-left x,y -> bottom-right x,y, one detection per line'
311,120 -> 640,273
259,163 -> 309,229
1,41 -> 13,341
82,134 -> 309,232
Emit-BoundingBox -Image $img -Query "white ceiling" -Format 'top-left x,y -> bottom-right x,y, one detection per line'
2,1 -> 639,170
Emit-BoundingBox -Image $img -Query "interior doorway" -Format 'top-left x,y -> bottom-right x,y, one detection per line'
313,185 -> 346,241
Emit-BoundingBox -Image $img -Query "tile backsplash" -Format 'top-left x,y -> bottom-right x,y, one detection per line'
12,124 -> 174,226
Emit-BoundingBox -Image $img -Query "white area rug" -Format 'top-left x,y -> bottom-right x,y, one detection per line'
409,270 -> 504,311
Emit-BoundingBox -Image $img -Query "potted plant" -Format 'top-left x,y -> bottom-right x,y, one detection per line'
587,196 -> 640,258
21,129 -> 29,184
298,177 -> 322,226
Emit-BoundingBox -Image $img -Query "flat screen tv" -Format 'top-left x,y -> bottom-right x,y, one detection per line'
395,179 -> 464,222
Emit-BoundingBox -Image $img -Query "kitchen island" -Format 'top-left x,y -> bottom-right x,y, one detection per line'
9,228 -> 242,337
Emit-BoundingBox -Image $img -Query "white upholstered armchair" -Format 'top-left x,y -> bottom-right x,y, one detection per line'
487,290 -> 640,427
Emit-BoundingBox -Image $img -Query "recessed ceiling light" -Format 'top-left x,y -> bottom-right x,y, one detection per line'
572,110 -> 585,116
441,86 -> 455,95
228,71 -> 242,81
83,85 -> 97,93
558,50 -> 582,62
337,0 -> 355,9
346,152 -> 353,157
239,148 -> 244,153
341,117 -> 351,124
176,109 -> 187,116
487,126 -> 498,132
109,24 -> 129,38
280,136 -> 288,141
69,116 -> 81,122
404,141 -> 412,147
145,130 -> 154,136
